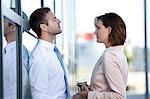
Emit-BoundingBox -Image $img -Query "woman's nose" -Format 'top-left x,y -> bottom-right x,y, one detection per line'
94,31 -> 97,35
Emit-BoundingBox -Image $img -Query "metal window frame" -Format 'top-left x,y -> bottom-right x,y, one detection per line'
15,0 -> 23,98
0,0 -> 4,98
41,0 -> 44,7
144,0 -> 149,99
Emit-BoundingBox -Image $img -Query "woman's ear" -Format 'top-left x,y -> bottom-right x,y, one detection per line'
40,24 -> 47,31
108,26 -> 112,34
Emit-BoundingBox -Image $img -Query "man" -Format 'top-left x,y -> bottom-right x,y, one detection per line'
3,18 -> 29,99
29,7 -> 71,99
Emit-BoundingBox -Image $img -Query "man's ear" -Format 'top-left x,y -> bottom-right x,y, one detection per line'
40,24 -> 47,31
10,24 -> 16,32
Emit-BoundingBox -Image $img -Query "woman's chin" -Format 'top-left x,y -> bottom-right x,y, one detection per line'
97,40 -> 101,43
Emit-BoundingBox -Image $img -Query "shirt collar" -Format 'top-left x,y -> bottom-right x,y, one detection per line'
105,45 -> 123,52
38,39 -> 55,51
5,41 -> 16,52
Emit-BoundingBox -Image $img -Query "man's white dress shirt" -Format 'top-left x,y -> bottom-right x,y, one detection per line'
3,41 -> 29,99
29,39 -> 69,99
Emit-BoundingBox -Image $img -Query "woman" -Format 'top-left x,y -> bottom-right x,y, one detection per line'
74,12 -> 128,99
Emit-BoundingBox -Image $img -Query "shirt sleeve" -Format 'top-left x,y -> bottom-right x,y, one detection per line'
29,57 -> 50,99
88,51 -> 126,99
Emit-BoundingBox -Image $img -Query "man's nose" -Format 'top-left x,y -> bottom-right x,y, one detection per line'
58,19 -> 61,23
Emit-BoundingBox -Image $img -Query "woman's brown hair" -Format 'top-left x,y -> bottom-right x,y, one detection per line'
95,13 -> 126,46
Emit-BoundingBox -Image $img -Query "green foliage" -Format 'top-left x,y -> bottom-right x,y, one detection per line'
123,45 -> 135,66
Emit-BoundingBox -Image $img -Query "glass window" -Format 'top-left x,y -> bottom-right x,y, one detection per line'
2,0 -> 16,8
21,0 -> 41,17
2,1 -> 30,98
21,0 -> 40,52
44,0 -> 54,11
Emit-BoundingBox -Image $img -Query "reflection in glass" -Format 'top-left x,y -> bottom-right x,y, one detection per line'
3,17 -> 29,99
3,17 -> 17,99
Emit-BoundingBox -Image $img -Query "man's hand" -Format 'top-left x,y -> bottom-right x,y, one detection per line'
79,85 -> 90,99
72,93 -> 82,99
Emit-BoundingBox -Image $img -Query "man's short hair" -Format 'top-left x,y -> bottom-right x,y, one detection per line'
29,7 -> 51,38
